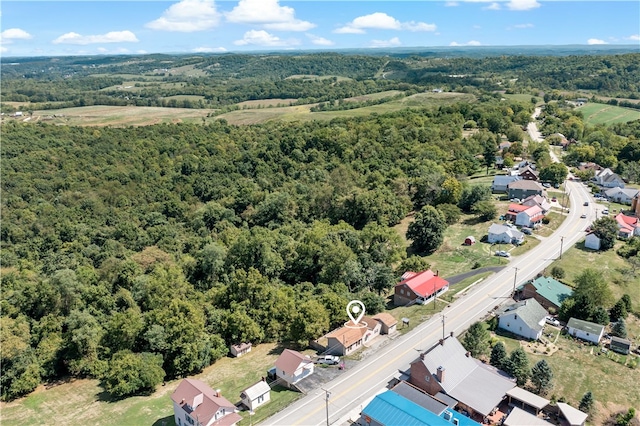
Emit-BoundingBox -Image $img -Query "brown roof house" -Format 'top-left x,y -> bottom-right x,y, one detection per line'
508,180 -> 545,201
240,379 -> 271,411
326,317 -> 381,356
273,349 -> 314,388
230,342 -> 252,358
372,312 -> 398,335
409,336 -> 515,419
171,379 -> 242,426
518,166 -> 539,181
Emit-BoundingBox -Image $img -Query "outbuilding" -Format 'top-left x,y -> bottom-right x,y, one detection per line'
610,336 -> 632,355
464,236 -> 476,245
240,380 -> 271,411
567,318 -> 605,344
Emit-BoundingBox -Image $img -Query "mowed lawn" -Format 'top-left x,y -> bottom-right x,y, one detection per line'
577,103 -> 640,125
0,343 -> 303,426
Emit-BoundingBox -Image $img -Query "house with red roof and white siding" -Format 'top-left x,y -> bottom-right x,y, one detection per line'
394,270 -> 449,306
171,379 -> 242,426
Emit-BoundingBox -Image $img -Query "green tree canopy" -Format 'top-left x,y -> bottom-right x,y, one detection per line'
490,341 -> 508,371
102,351 -> 165,398
530,359 -> 553,394
406,206 -> 447,255
462,322 -> 490,358
592,217 -> 618,251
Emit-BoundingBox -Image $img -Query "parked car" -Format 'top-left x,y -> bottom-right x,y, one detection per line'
521,227 -> 532,235
551,197 -> 557,202
542,183 -> 551,188
316,355 -> 340,365
495,250 -> 510,257
602,209 -> 609,215
545,316 -> 560,327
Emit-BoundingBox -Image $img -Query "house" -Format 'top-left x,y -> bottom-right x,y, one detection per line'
274,349 -> 314,387
577,162 -> 602,175
557,402 -> 589,426
522,194 -> 551,214
609,336 -> 632,355
240,380 -> 271,411
507,180 -> 545,200
520,276 -> 573,311
487,223 -> 524,245
514,205 -> 544,228
503,407 -> 552,426
491,175 -> 521,193
372,312 -> 398,335
567,318 -> 605,344
584,231 -> 601,250
605,187 -> 639,204
595,168 -> 625,188
409,336 -> 515,419
614,213 -> 640,238
390,381 -> 448,416
394,269 -> 449,306
464,236 -> 476,245
326,317 -> 381,356
171,379 -> 242,426
359,390 -> 481,426
518,166 -> 539,181
504,203 -> 529,222
230,342 -> 252,357
497,299 -> 547,340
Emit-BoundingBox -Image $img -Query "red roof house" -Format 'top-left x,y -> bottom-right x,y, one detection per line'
394,269 -> 449,306
505,203 -> 529,222
171,379 -> 242,426
615,213 -> 640,238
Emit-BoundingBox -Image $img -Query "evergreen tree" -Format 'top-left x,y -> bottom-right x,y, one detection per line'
612,319 -> 628,338
610,299 -> 628,322
579,391 -> 594,414
462,322 -> 490,357
490,342 -> 508,370
620,294 -> 632,313
530,359 -> 553,394
508,347 -> 530,386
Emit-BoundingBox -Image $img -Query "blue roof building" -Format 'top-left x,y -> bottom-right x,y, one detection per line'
360,391 -> 480,426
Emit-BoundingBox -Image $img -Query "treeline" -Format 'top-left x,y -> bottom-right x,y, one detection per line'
1,99 -> 541,400
310,92 -> 407,112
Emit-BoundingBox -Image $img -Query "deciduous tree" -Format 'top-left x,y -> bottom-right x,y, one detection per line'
406,206 -> 447,255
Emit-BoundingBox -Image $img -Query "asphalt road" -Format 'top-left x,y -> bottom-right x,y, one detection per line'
262,113 -> 596,426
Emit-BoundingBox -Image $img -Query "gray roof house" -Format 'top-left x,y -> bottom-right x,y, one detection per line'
604,187 -> 639,204
567,318 -> 605,344
522,194 -> 551,214
498,299 -> 547,340
492,175 -> 522,193
487,223 -> 524,245
508,180 -> 545,200
409,336 -> 515,418
595,168 -> 625,188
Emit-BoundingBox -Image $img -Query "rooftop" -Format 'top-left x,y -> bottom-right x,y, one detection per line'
397,269 -> 449,298
530,276 -> 573,308
508,180 -> 545,190
506,387 -> 550,410
557,402 -> 589,426
567,318 -> 605,335
498,299 -> 547,332
274,349 -> 313,375
504,406 -> 552,426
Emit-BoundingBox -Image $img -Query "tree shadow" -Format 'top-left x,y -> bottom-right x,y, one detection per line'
267,342 -> 288,356
152,415 -> 175,426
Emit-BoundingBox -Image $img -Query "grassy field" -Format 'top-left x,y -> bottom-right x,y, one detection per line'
28,105 -> 211,127
343,90 -> 403,102
577,103 -> 640,125
218,92 -> 476,125
236,98 -> 297,108
0,343 -> 303,426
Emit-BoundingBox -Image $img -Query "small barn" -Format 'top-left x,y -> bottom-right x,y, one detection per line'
567,318 -> 604,344
610,336 -> 632,355
240,380 -> 271,411
230,342 -> 252,357
464,236 -> 476,245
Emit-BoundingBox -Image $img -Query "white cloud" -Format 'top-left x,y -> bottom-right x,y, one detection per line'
193,46 -> 227,52
137,50 -> 148,54
450,40 -> 481,46
628,34 -> 640,41
506,0 -> 541,10
369,37 -> 401,48
473,25 -> 482,29
445,1 -> 459,6
225,0 -> 314,31
334,12 -> 436,34
587,38 -> 607,45
1,28 -> 33,41
306,33 -> 334,46
52,30 -> 138,45
508,23 -> 534,29
0,46 -> 7,53
146,0 -> 220,32
234,29 -> 300,47
485,3 -> 501,10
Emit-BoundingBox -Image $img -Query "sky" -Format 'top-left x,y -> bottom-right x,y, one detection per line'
1,0 -> 639,57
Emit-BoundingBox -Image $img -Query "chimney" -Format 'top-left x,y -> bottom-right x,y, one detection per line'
439,339 -> 444,346
436,366 -> 445,383
436,270 -> 439,276
215,389 -> 221,397
450,331 -> 454,337
181,398 -> 185,405
420,353 -> 425,360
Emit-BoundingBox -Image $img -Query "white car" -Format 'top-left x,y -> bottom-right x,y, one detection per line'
545,316 -> 560,327
495,250 -> 510,258
316,355 -> 340,365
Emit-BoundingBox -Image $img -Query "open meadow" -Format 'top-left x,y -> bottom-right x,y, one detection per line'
577,103 -> 640,125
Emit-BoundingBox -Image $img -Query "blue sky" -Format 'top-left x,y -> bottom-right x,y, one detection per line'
1,1 -> 639,57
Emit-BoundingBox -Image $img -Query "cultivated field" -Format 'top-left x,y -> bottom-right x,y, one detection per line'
236,98 -> 297,108
577,103 -> 640,125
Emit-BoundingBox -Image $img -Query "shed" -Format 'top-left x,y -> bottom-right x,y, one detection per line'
504,407 -> 552,426
557,402 -> 588,426
464,236 -> 476,245
230,342 -> 252,357
240,380 -> 271,411
609,336 -> 631,355
506,387 -> 549,414
567,318 -> 604,344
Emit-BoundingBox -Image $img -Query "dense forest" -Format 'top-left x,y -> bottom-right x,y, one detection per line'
2,49 -> 640,401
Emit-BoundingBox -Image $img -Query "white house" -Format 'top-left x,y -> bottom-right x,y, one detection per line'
614,213 -> 640,238
240,380 -> 271,411
567,317 -> 605,344
515,205 -> 544,228
274,349 -> 314,388
171,379 -> 242,426
492,175 -> 522,193
604,187 -> 639,204
498,299 -> 547,340
487,223 -> 525,245
584,232 -> 601,250
522,194 -> 551,214
595,168 -> 625,188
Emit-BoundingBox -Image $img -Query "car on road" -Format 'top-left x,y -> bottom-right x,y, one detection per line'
316,355 -> 340,365
495,250 -> 510,257
545,316 -> 560,327
551,197 -> 557,202
602,209 -> 609,215
583,201 -> 589,206
580,214 -> 587,218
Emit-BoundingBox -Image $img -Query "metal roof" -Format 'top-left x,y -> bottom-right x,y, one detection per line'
530,276 -> 573,308
391,381 -> 447,416
498,299 -> 547,333
504,407 -> 553,426
567,318 -> 605,335
557,402 -> 589,426
506,387 -> 550,410
241,380 -> 270,401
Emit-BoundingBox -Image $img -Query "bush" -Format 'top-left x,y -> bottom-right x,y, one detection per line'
551,266 -> 565,279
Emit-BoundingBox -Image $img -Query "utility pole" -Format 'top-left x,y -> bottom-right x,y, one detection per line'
560,236 -> 565,260
441,315 -> 445,340
512,267 -> 519,297
323,388 -> 331,426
